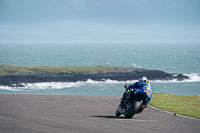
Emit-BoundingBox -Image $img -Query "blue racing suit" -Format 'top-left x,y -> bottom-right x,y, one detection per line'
125,80 -> 152,105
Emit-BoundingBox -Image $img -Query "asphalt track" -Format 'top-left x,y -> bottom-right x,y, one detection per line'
0,94 -> 199,133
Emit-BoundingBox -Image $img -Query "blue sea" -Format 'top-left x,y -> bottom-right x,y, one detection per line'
0,42 -> 200,96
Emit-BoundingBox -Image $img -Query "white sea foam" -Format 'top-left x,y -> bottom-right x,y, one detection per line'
24,82 -> 84,89
0,86 -> 23,91
0,79 -> 135,91
182,73 -> 200,82
0,73 -> 199,91
152,73 -> 200,83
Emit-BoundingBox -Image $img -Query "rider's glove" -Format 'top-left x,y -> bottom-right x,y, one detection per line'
124,84 -> 129,89
132,88 -> 138,94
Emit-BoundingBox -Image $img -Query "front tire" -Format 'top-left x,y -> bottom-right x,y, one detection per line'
115,106 -> 121,117
116,111 -> 121,117
124,100 -> 141,118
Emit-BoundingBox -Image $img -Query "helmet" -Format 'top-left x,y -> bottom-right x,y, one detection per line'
139,76 -> 147,82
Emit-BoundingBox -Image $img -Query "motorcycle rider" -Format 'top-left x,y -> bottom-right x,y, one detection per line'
120,76 -> 152,114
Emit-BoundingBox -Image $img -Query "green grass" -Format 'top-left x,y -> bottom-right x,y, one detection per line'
149,94 -> 200,119
0,65 -> 125,75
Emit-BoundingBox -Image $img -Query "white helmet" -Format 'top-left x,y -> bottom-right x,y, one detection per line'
139,76 -> 147,82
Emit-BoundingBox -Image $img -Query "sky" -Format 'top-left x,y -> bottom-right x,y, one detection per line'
0,0 -> 200,42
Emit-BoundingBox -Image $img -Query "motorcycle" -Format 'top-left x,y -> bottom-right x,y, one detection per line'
115,89 -> 146,118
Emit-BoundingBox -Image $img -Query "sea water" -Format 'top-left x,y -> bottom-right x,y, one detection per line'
0,42 -> 200,96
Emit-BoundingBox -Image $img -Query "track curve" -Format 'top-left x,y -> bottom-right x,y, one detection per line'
0,94 -> 199,133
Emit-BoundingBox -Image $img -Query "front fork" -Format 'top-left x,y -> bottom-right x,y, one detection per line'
120,89 -> 132,107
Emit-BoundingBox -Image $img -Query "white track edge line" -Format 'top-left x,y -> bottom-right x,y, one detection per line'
149,105 -> 200,121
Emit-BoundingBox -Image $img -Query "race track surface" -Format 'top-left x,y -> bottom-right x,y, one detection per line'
0,94 -> 199,133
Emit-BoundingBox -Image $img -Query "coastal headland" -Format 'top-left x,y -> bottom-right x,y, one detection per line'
0,65 -> 189,87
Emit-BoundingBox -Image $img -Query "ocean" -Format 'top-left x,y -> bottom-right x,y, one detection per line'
0,42 -> 200,96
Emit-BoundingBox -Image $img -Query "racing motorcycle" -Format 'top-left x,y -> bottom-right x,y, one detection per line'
115,89 -> 146,118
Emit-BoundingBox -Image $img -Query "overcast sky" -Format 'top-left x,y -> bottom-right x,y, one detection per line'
0,0 -> 200,42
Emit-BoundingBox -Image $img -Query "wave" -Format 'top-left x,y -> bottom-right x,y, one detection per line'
0,73 -> 199,91
153,73 -> 200,83
0,79 -> 137,91
0,86 -> 23,91
182,73 -> 200,82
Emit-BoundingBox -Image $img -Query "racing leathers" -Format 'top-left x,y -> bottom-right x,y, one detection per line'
121,80 -> 152,109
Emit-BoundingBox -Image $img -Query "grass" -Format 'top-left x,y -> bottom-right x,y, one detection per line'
149,94 -> 200,119
0,65 -> 125,75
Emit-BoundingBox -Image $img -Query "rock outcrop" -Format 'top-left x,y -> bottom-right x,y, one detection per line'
0,68 -> 189,87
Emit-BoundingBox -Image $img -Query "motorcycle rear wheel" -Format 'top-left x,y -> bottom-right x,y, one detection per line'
124,100 -> 141,118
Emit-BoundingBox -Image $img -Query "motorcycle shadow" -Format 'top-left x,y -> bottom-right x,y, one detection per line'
91,115 -> 127,119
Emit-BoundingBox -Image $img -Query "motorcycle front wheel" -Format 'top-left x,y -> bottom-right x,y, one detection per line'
115,106 -> 121,117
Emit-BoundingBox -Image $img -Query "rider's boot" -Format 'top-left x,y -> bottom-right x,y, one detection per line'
141,104 -> 147,108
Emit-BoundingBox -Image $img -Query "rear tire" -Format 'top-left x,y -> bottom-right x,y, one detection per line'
137,107 -> 144,114
125,100 -> 141,118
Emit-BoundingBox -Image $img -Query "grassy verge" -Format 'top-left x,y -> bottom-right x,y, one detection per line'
0,65 -> 125,75
149,94 -> 200,119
